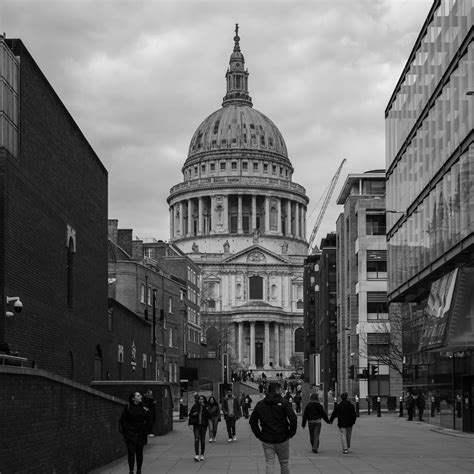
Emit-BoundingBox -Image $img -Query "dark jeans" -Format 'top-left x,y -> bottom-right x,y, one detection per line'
308,420 -> 322,451
193,424 -> 207,455
243,406 -> 249,418
125,440 -> 144,472
208,416 -> 219,438
225,416 -> 236,438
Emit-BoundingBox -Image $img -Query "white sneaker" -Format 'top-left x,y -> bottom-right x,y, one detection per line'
194,455 -> 200,461
233,436 -> 237,441
209,438 -> 213,443
199,455 -> 205,461
228,438 -> 233,442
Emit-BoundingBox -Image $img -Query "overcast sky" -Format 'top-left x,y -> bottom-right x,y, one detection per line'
3,0 -> 432,244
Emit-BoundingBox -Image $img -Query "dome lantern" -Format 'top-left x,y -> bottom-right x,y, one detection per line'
222,24 -> 253,107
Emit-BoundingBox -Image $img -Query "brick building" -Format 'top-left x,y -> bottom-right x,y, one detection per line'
0,37 -> 110,384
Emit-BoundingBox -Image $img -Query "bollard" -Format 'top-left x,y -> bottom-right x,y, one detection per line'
377,396 -> 381,417
355,395 -> 360,417
399,396 -> 404,417
366,395 -> 370,415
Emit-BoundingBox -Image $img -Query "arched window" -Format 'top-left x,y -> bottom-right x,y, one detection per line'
294,328 -> 304,352
270,206 -> 277,230
236,283 -> 242,298
271,284 -> 277,299
94,344 -> 103,380
67,237 -> 74,309
206,327 -> 219,353
249,276 -> 263,300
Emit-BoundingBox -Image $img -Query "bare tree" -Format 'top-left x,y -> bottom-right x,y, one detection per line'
357,306 -> 404,377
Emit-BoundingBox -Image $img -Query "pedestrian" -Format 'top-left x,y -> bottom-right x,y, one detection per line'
301,393 -> 330,453
242,393 -> 253,419
250,381 -> 297,474
142,389 -> 156,436
405,391 -> 415,421
293,392 -> 302,414
222,388 -> 241,442
188,394 -> 210,461
207,395 -> 221,443
329,392 -> 357,454
416,392 -> 425,421
119,391 -> 152,474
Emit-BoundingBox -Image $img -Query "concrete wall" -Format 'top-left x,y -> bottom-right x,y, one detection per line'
0,366 -> 126,473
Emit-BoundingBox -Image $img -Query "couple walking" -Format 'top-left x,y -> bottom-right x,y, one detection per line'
302,392 -> 357,454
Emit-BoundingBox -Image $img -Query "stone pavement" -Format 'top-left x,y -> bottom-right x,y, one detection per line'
92,404 -> 474,473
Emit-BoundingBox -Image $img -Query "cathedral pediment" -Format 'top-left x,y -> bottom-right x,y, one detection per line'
222,245 -> 291,265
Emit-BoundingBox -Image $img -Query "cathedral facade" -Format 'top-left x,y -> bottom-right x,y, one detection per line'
167,27 -> 309,372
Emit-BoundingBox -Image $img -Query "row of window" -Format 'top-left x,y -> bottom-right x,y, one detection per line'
189,327 -> 201,344
185,161 -> 290,180
140,284 -> 174,313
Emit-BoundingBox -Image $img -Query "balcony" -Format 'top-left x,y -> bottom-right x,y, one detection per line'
169,175 -> 307,198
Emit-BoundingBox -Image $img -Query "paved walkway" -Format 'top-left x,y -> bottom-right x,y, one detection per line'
92,403 -> 474,473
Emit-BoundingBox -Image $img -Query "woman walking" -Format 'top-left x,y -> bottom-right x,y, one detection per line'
207,396 -> 221,443
188,395 -> 210,461
119,392 -> 152,474
301,393 -> 330,453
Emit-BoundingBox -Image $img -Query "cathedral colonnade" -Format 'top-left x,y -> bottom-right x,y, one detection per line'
232,320 -> 295,369
169,193 -> 307,240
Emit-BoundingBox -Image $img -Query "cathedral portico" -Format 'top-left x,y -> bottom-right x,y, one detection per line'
168,26 -> 307,371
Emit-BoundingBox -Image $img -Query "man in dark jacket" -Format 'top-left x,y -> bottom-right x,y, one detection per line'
301,393 -> 330,453
329,392 -> 357,454
250,381 -> 297,474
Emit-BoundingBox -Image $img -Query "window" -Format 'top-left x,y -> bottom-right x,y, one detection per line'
220,162 -> 226,170
242,162 -> 248,170
253,162 -> 259,171
263,163 -> 268,171
67,239 -> 74,309
168,296 -> 173,313
367,251 -> 387,279
210,163 -> 215,171
272,165 -> 277,173
144,248 -> 153,258
194,166 -> 198,175
366,214 -> 386,235
367,292 -> 389,320
117,344 -> 124,363
140,284 -> 145,303
147,287 -> 151,305
231,161 -> 237,170
249,276 -> 263,300
270,206 -> 277,230
294,328 -> 304,352
180,289 -> 185,301
201,164 -> 206,173
169,328 -> 173,347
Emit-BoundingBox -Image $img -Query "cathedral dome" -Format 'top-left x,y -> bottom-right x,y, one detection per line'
186,105 -> 288,162
185,24 -> 289,166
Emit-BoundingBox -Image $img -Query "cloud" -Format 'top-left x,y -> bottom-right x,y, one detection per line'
2,0 -> 432,241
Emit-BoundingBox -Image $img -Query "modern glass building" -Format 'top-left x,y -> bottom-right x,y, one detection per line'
385,0 -> 473,432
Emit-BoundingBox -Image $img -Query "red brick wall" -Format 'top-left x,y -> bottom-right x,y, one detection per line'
0,366 -> 126,473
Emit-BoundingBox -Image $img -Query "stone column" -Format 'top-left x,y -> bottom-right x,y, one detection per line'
274,323 -> 280,368
169,206 -> 174,239
238,322 -> 243,363
250,321 -> 256,369
179,201 -> 184,237
284,326 -> 292,367
187,199 -> 193,236
277,198 -> 282,235
223,195 -> 229,233
264,321 -> 270,369
286,200 -> 292,237
252,195 -> 257,230
237,194 -> 243,234
264,196 -> 270,233
198,197 -> 203,235
295,202 -> 300,238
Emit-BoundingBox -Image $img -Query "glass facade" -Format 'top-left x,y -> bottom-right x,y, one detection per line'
386,1 -> 474,294
0,38 -> 19,158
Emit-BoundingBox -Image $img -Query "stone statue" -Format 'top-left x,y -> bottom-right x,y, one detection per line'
192,242 -> 199,253
281,241 -> 288,254
223,240 -> 230,253
253,228 -> 260,243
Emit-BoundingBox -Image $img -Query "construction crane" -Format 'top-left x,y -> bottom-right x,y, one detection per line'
307,158 -> 346,254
